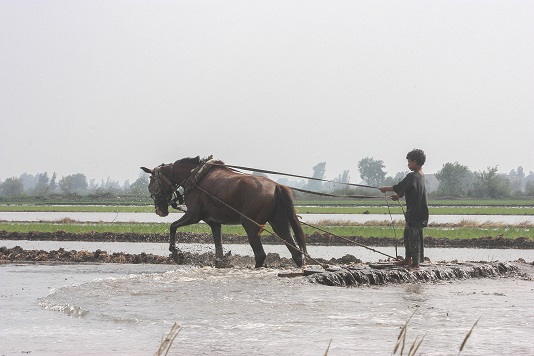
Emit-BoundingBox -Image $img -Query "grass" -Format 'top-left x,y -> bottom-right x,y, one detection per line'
392,311 -> 480,356
1,221 -> 532,240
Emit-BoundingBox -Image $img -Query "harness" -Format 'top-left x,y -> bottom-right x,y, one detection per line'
152,156 -> 215,209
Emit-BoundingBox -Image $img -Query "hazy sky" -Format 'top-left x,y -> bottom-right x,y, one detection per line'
1,1 -> 533,184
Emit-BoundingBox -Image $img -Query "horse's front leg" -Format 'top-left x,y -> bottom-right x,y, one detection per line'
169,213 -> 200,260
207,221 -> 230,268
207,221 -> 224,259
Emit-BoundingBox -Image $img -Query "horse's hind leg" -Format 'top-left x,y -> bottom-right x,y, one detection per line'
270,217 -> 304,267
242,221 -> 266,268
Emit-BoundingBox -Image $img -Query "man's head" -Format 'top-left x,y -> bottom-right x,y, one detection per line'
406,149 -> 426,167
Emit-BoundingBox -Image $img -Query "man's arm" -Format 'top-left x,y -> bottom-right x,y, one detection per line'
379,186 -> 401,201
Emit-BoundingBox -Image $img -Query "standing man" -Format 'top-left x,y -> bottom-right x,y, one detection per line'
380,149 -> 429,270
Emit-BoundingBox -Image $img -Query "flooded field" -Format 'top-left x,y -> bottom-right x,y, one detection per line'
1,260 -> 533,355
2,211 -> 534,224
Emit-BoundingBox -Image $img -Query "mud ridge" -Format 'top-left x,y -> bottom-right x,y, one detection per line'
1,231 -> 534,249
308,261 -> 533,287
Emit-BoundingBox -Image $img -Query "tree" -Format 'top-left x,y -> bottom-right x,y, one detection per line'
508,166 -> 525,193
435,162 -> 473,197
383,171 -> 409,186
332,170 -> 351,192
357,157 -> 386,187
469,166 -> 510,198
58,174 -> 88,195
128,174 -> 149,196
19,173 -> 37,193
33,172 -> 50,196
0,177 -> 24,196
306,162 -> 326,191
49,173 -> 58,193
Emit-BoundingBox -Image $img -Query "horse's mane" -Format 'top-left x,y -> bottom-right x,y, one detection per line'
175,156 -> 224,166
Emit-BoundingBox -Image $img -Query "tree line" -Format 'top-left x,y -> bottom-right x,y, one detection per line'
1,159 -> 533,198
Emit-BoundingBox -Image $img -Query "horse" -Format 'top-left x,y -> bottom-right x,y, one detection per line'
141,156 -> 307,267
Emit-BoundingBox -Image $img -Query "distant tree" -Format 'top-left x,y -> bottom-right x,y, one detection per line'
337,170 -> 350,184
0,177 -> 24,196
306,162 -> 326,191
383,171 -> 409,186
357,157 -> 386,187
49,173 -> 58,193
128,174 -> 149,196
332,170 -> 351,192
19,173 -> 37,193
525,181 -> 534,196
435,162 -> 473,197
469,166 -> 510,198
508,166 -> 525,193
58,174 -> 88,195
33,172 -> 50,196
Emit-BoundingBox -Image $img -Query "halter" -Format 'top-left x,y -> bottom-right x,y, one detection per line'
150,156 -> 215,208
150,164 -> 179,205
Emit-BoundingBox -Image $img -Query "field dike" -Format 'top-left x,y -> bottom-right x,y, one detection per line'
305,261 -> 532,287
1,245 -> 532,287
2,230 -> 534,248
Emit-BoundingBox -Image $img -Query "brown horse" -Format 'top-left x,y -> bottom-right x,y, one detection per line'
141,156 -> 307,267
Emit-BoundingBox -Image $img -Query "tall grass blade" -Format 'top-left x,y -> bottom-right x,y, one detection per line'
459,317 -> 480,355
410,332 -> 426,356
324,338 -> 332,355
155,322 -> 181,356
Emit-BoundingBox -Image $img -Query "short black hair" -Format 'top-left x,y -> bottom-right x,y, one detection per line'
406,149 -> 426,166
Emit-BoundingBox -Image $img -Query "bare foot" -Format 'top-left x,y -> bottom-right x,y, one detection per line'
408,264 -> 420,271
395,257 -> 412,266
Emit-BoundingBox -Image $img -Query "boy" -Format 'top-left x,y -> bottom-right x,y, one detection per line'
379,149 -> 429,270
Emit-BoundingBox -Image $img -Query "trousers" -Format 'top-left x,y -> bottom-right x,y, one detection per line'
403,225 -> 425,265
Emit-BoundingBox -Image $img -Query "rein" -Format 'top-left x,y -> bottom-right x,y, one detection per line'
206,162 -> 379,189
153,157 -> 403,261
194,185 -> 328,268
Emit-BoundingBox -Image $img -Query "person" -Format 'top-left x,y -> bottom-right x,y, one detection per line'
379,149 -> 429,270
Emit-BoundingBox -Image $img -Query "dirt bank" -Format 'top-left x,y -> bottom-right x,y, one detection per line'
1,230 -> 533,249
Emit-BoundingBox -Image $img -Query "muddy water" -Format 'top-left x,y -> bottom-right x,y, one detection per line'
1,262 -> 533,355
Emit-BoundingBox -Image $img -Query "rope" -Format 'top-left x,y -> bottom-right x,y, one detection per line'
299,220 -> 396,260
174,159 -> 403,264
206,162 -> 379,189
194,185 -> 328,268
384,193 -> 399,258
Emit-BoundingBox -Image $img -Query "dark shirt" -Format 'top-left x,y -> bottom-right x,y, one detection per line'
393,171 -> 429,228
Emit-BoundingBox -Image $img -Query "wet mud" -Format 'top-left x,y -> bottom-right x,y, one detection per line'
2,230 -> 534,249
2,245 -> 532,287
307,261 -> 533,287
2,231 -> 534,286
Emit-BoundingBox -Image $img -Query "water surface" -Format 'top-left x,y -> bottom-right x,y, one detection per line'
1,262 -> 533,355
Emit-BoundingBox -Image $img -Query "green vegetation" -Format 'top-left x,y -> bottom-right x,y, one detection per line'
1,199 -> 532,241
1,199 -> 533,215
1,221 -> 532,240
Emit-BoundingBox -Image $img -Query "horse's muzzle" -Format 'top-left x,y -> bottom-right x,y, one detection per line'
155,206 -> 169,217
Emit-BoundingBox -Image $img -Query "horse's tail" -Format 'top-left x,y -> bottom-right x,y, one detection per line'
275,184 -> 307,254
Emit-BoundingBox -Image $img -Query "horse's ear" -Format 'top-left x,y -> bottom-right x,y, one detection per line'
141,167 -> 152,174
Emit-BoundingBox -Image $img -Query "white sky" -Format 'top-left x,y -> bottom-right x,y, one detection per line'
1,1 -> 533,184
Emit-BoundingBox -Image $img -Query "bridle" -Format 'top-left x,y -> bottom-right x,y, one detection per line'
150,157 -> 215,209
150,164 -> 179,206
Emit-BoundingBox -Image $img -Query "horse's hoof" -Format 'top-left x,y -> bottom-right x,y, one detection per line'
171,250 -> 184,264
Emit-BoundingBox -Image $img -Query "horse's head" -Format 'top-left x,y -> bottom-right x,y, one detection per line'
141,165 -> 174,217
